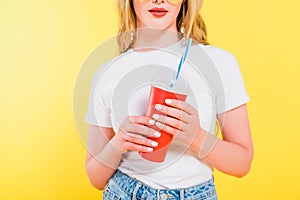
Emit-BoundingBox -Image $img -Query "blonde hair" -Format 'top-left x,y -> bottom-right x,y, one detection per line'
116,0 -> 209,53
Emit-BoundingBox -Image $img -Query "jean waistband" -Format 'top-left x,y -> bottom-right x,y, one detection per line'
109,169 -> 217,200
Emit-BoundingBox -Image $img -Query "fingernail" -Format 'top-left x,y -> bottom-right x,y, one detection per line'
154,131 -> 161,137
165,99 -> 172,104
151,141 -> 158,147
149,119 -> 155,125
155,104 -> 162,110
152,114 -> 159,120
147,147 -> 153,152
156,122 -> 163,128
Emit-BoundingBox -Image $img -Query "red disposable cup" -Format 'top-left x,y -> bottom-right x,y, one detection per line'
139,84 -> 188,162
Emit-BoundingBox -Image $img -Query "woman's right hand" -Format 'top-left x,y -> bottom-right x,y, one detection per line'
110,116 -> 161,153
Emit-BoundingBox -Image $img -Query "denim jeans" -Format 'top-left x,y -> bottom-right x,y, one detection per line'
103,170 -> 218,200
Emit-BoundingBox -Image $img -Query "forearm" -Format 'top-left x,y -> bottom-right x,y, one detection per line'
192,130 -> 253,177
85,140 -> 124,190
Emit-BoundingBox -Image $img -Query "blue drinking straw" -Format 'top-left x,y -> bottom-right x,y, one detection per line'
169,38 -> 192,89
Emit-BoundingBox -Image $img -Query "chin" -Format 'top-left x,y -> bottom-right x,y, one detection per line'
143,23 -> 173,31
138,18 -> 170,30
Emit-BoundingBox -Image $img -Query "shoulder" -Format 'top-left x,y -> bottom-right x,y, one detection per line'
192,44 -> 243,78
196,44 -> 238,67
91,52 -> 127,83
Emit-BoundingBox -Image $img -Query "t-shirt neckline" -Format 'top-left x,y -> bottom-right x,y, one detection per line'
128,38 -> 185,54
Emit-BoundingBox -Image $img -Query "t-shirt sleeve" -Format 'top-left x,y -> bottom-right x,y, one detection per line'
205,46 -> 250,114
84,65 -> 112,127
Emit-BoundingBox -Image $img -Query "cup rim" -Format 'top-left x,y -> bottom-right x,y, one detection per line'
151,82 -> 190,95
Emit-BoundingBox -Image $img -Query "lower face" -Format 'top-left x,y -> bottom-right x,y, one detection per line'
132,0 -> 183,31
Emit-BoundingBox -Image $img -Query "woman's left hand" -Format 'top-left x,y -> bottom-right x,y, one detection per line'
153,99 -> 207,152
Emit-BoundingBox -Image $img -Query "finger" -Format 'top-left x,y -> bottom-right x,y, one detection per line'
124,142 -> 155,153
125,115 -> 156,126
152,113 -> 188,131
123,133 -> 159,148
165,99 -> 195,115
154,121 -> 184,137
125,123 -> 161,138
154,104 -> 189,121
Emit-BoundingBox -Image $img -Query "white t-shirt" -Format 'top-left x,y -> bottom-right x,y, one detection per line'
85,40 -> 250,189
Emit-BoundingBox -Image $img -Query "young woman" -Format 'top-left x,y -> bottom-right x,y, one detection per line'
85,0 -> 254,199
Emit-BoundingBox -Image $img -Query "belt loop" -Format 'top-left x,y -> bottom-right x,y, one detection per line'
132,182 -> 142,200
180,189 -> 184,200
157,189 -> 160,200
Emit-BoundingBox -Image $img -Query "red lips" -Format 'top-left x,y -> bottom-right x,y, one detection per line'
149,7 -> 168,17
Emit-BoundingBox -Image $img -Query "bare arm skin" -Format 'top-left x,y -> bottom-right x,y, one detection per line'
85,126 -> 121,190
201,104 -> 254,177
85,116 -> 161,190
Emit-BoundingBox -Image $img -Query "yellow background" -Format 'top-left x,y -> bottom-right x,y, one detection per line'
1,0 -> 300,199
